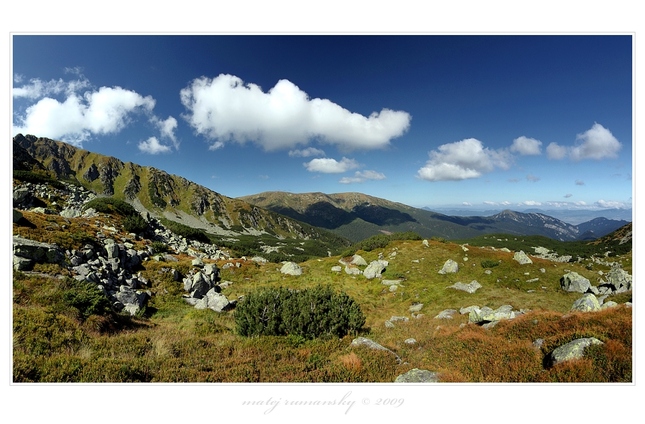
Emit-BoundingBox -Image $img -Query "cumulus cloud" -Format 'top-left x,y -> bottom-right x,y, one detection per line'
152,116 -> 179,148
519,200 -> 542,206
288,147 -> 326,158
304,157 -> 360,173
546,124 -> 621,161
138,136 -> 171,154
546,142 -> 568,160
571,123 -> 622,160
339,170 -> 386,184
13,75 -> 176,152
511,136 -> 542,155
180,74 -> 411,152
417,138 -> 512,181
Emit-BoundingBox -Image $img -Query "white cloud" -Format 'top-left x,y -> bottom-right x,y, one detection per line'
138,136 -> 172,154
208,141 -> 225,151
152,116 -> 179,148
483,201 -> 496,206
180,74 -> 411,151
546,142 -> 568,160
571,123 -> 621,160
546,123 -> 622,161
500,201 -> 511,206
288,147 -> 326,158
13,76 -> 176,150
417,138 -> 512,181
519,200 -> 542,206
339,170 -> 386,184
511,136 -> 542,155
595,199 -> 627,209
304,157 -> 360,173
462,202 -> 473,206
13,76 -> 90,99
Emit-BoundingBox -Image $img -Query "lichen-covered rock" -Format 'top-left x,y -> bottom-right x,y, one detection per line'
513,250 -> 533,265
434,309 -> 457,319
549,337 -> 604,366
571,293 -> 601,312
560,271 -> 591,293
448,280 -> 482,293
395,368 -> 440,383
280,261 -> 302,276
438,259 -> 459,274
363,260 -> 388,279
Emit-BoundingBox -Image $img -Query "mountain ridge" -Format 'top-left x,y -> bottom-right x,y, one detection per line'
240,191 -> 630,243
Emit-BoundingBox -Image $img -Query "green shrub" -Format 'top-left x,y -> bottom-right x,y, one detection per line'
235,285 -> 365,339
123,214 -> 148,234
150,241 -> 168,254
481,259 -> 500,268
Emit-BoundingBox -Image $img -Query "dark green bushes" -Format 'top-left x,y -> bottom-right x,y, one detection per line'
481,259 -> 500,268
83,197 -> 149,234
235,285 -> 365,339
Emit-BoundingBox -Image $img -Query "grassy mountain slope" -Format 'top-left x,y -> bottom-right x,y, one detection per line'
13,205 -> 632,382
13,134 -> 351,255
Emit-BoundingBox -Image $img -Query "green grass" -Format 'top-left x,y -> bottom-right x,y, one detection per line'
13,212 -> 632,382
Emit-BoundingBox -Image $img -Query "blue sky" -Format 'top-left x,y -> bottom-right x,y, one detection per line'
12,35 -> 633,211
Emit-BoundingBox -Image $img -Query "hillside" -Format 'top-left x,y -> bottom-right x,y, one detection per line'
13,134 -> 351,257
240,191 -> 629,242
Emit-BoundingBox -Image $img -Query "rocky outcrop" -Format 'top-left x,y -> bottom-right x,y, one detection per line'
467,305 -> 527,325
560,272 -> 592,293
363,260 -> 388,279
598,266 -> 632,294
571,293 -> 601,312
13,236 -> 65,271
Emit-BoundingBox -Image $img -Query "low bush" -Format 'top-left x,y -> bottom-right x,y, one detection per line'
481,259 -> 500,268
235,285 -> 365,339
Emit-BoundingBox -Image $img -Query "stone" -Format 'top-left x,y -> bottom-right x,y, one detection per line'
350,254 -> 367,266
422,239 -> 429,247
513,250 -> 533,265
13,209 -> 23,223
350,337 -> 401,363
363,260 -> 388,279
434,309 -> 457,319
409,303 -> 423,313
438,259 -> 459,274
395,369 -> 440,383
447,280 -> 482,293
280,261 -> 303,276
571,293 -> 601,312
549,337 -> 604,366
560,272 -> 591,293
331,265 -> 342,272
344,266 -> 362,275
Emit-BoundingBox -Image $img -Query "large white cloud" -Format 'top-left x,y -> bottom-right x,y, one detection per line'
13,77 -> 176,152
304,157 -> 360,173
571,123 -> 622,160
511,136 -> 542,155
180,74 -> 411,151
417,138 -> 512,181
546,123 -> 621,161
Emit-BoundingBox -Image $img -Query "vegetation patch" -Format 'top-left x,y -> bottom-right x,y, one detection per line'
235,285 -> 365,339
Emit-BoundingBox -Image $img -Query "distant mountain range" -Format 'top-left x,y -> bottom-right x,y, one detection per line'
240,191 -> 630,242
14,134 -> 630,246
425,207 -> 632,225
